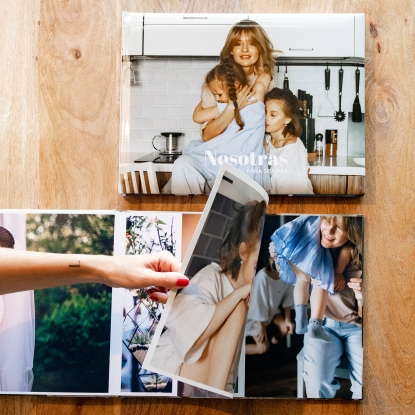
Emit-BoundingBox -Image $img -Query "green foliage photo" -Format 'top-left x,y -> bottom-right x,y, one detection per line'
27,214 -> 114,393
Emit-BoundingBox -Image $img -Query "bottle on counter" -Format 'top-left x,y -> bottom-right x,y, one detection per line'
325,129 -> 337,157
316,133 -> 323,156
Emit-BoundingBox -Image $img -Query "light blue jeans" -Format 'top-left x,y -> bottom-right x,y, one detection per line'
303,318 -> 362,399
171,155 -> 216,195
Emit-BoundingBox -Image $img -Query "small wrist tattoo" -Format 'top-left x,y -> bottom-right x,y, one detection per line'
69,261 -> 81,268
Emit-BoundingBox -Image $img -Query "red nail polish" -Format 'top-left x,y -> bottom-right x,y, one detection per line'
149,294 -> 159,301
176,278 -> 189,287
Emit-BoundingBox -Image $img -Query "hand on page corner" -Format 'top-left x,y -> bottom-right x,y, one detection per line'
108,251 -> 189,303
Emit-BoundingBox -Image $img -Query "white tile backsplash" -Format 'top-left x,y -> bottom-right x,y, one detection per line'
123,58 -> 365,155
166,105 -> 193,117
168,82 -> 193,93
130,117 -> 154,129
142,106 -> 168,117
179,70 -> 206,82
144,82 -> 169,93
130,93 -> 154,106
178,93 -> 200,105
154,94 -> 179,105
156,118 -> 179,129
156,70 -> 181,82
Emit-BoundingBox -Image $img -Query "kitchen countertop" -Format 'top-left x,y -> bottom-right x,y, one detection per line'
120,152 -> 365,176
308,156 -> 365,175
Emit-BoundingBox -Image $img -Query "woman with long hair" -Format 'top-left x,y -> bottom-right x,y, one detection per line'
149,200 -> 266,392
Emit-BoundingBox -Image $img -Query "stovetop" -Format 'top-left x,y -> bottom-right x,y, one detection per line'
134,152 -> 181,164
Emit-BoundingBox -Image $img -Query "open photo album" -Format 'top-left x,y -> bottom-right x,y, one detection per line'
119,12 -> 365,196
1,165 -> 364,398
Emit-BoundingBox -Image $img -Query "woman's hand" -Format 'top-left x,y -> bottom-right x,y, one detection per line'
347,277 -> 362,301
233,85 -> 257,111
105,251 -> 189,293
334,273 -> 346,291
237,281 -> 253,300
254,322 -> 267,344
283,319 -> 295,335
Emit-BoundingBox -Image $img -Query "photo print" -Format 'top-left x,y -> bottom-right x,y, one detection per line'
0,211 -> 115,395
143,164 -> 269,398
112,212 -> 182,396
244,214 -> 364,399
119,13 -> 365,196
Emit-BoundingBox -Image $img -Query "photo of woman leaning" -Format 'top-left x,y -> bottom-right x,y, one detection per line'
149,200 -> 266,393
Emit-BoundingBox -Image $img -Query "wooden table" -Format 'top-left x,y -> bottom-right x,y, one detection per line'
1,1 -> 414,414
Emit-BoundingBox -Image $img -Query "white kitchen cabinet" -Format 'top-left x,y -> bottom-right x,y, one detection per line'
249,14 -> 362,58
143,13 -> 248,56
122,12 -> 144,56
122,13 -> 364,58
354,14 -> 365,58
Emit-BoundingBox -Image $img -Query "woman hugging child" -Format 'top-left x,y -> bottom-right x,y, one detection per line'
270,215 -> 362,342
171,57 -> 271,195
170,19 -> 276,195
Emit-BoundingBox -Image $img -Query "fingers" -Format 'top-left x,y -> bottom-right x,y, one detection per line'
145,252 -> 189,289
143,269 -> 189,290
149,291 -> 169,304
154,251 -> 181,272
347,278 -> 362,289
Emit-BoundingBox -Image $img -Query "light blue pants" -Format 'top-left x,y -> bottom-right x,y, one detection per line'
303,318 -> 362,399
171,154 -> 217,195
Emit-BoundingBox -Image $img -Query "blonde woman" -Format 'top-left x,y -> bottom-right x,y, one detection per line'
169,20 -> 277,195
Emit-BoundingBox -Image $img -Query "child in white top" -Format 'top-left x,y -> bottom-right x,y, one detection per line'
170,58 -> 271,194
264,88 -> 314,194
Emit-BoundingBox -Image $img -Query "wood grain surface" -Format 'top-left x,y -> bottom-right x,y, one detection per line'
1,0 -> 414,414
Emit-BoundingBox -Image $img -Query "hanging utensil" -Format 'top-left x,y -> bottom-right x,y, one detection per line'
318,67 -> 335,117
352,67 -> 363,122
283,64 -> 289,89
334,67 -> 345,122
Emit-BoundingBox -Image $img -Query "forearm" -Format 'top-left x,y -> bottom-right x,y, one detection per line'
0,248 -> 107,294
192,288 -> 245,350
335,248 -> 351,273
193,105 -> 218,124
202,105 -> 235,142
283,306 -> 291,321
206,300 -> 247,389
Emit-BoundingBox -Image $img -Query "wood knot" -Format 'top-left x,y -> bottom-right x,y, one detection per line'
377,43 -> 381,53
72,49 -> 82,60
370,22 -> 378,38
372,76 -> 398,126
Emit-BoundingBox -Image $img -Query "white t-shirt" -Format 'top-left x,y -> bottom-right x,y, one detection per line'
265,136 -> 314,195
149,262 -> 241,393
245,268 -> 294,337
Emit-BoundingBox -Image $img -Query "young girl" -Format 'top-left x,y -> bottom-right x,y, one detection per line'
171,58 -> 271,195
149,200 -> 266,393
264,88 -> 314,194
269,215 -> 362,342
245,253 -> 295,355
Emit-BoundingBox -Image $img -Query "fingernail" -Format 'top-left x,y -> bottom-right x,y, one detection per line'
176,278 -> 189,287
149,294 -> 159,301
